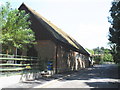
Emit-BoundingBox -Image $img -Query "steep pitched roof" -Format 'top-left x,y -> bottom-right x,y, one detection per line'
19,3 -> 90,56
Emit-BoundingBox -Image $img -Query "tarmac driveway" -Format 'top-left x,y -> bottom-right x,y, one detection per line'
2,63 -> 120,89
38,64 -> 120,88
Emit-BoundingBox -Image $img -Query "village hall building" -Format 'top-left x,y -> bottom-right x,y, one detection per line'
18,3 -> 91,74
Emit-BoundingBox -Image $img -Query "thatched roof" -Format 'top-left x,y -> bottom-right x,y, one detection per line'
19,3 -> 90,56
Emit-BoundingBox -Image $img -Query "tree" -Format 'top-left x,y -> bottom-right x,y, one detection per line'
86,48 -> 94,55
102,48 -> 113,62
92,47 -> 113,64
108,1 -> 120,63
93,47 -> 102,54
0,2 -> 35,54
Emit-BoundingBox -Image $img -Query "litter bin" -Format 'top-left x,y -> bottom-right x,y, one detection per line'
47,61 -> 53,70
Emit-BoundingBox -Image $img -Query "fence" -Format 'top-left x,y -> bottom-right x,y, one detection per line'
0,54 -> 41,77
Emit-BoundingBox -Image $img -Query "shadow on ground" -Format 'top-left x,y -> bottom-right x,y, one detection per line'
2,64 -> 120,89
58,64 -> 119,88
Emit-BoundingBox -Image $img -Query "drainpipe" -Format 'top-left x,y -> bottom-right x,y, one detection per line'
55,44 -> 58,74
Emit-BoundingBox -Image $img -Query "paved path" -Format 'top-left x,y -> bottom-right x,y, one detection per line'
2,64 -> 120,89
36,64 -> 120,88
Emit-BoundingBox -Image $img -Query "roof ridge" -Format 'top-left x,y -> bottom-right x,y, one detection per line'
19,3 -> 90,56
20,3 -> 79,48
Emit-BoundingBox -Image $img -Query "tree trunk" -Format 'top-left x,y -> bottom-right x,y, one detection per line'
15,47 -> 17,55
0,43 -> 2,54
6,49 -> 9,55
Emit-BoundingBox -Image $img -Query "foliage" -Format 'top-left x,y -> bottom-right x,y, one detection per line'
94,55 -> 102,64
103,54 -> 113,62
93,47 -> 101,54
86,48 -> 94,55
108,1 -> 120,63
92,47 -> 113,64
0,2 -> 35,54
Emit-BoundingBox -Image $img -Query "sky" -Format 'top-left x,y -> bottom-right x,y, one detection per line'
0,0 -> 113,49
